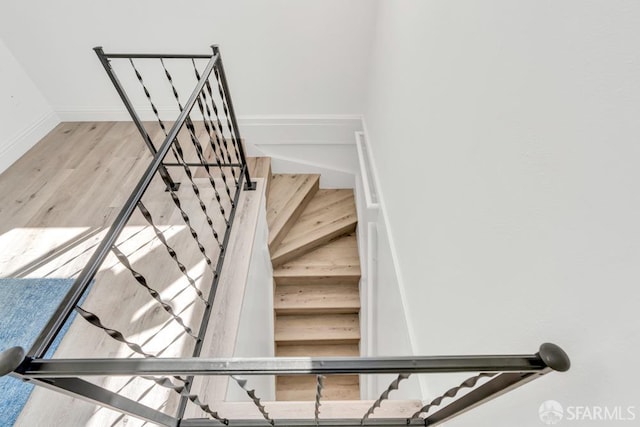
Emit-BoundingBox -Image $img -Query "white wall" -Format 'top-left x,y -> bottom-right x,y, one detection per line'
0,0 -> 375,119
0,37 -> 58,173
364,1 -> 640,425
226,194 -> 275,401
243,116 -> 362,189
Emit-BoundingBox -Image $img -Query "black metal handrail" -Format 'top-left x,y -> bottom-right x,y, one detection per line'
3,343 -> 569,426
19,349 -> 565,377
27,50 -> 226,360
0,45 -> 570,427
3,46 -> 257,424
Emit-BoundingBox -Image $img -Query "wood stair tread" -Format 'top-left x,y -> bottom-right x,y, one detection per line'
276,375 -> 359,401
271,189 -> 357,267
276,343 -> 359,357
267,174 -> 320,250
273,233 -> 361,285
275,283 -> 360,314
275,314 -> 360,344
265,165 -> 361,400
210,399 -> 423,418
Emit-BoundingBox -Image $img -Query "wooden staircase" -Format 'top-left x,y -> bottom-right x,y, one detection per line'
253,158 -> 362,401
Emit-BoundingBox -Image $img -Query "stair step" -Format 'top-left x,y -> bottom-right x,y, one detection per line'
267,174 -> 320,251
275,314 -> 360,344
246,156 -> 272,196
274,283 -> 360,314
276,343 -> 359,357
276,375 -> 360,401
270,189 -> 357,267
210,399 -> 423,418
273,233 -> 361,285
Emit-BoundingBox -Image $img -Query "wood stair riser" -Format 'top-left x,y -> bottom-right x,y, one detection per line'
273,234 -> 361,286
275,314 -> 360,345
274,283 -> 360,315
275,343 -> 360,357
276,375 -> 360,401
274,275 -> 361,286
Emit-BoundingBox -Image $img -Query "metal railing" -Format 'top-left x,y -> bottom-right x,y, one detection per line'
0,46 -> 570,427
2,343 -> 569,426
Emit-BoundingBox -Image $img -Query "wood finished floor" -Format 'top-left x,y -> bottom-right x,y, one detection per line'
0,121 -> 260,426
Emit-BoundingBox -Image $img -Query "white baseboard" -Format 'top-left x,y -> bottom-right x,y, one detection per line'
0,111 -> 60,174
55,106 -> 204,122
54,108 -> 363,144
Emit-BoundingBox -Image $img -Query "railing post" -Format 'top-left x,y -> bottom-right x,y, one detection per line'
0,347 -> 24,377
93,46 -> 179,191
210,45 -> 256,191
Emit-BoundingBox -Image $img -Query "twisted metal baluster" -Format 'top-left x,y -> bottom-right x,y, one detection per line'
75,309 -> 223,417
75,306 -> 156,357
163,183 -> 217,272
231,376 -> 273,426
191,90 -> 234,208
128,58 -> 185,166
185,394 -> 229,425
159,59 -> 230,223
137,201 -> 207,305
193,57 -> 237,178
182,118 -> 231,226
202,73 -> 238,184
74,306 -> 188,386
166,133 -> 227,244
129,59 -> 225,247
361,374 -> 410,423
143,376 -> 228,424
191,59 -> 236,199
213,66 -> 242,166
203,72 -> 239,186
315,375 -> 324,425
410,373 -> 496,419
111,245 -> 197,339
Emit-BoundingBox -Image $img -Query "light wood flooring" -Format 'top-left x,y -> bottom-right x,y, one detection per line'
0,121 -> 262,426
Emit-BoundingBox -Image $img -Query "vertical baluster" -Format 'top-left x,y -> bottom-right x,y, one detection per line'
159,58 -> 231,224
211,46 -> 254,190
410,373 -> 496,419
129,58 -> 225,249
315,375 -> 324,425
111,245 -> 198,339
231,376 -> 274,425
202,77 -> 239,188
137,201 -> 207,305
191,59 -> 236,203
212,66 -> 243,168
361,374 -> 410,423
74,306 -> 157,358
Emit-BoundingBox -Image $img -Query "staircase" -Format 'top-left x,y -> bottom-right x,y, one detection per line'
251,158 -> 361,401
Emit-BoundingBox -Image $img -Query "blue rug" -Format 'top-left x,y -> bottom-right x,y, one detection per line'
0,278 -> 80,426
